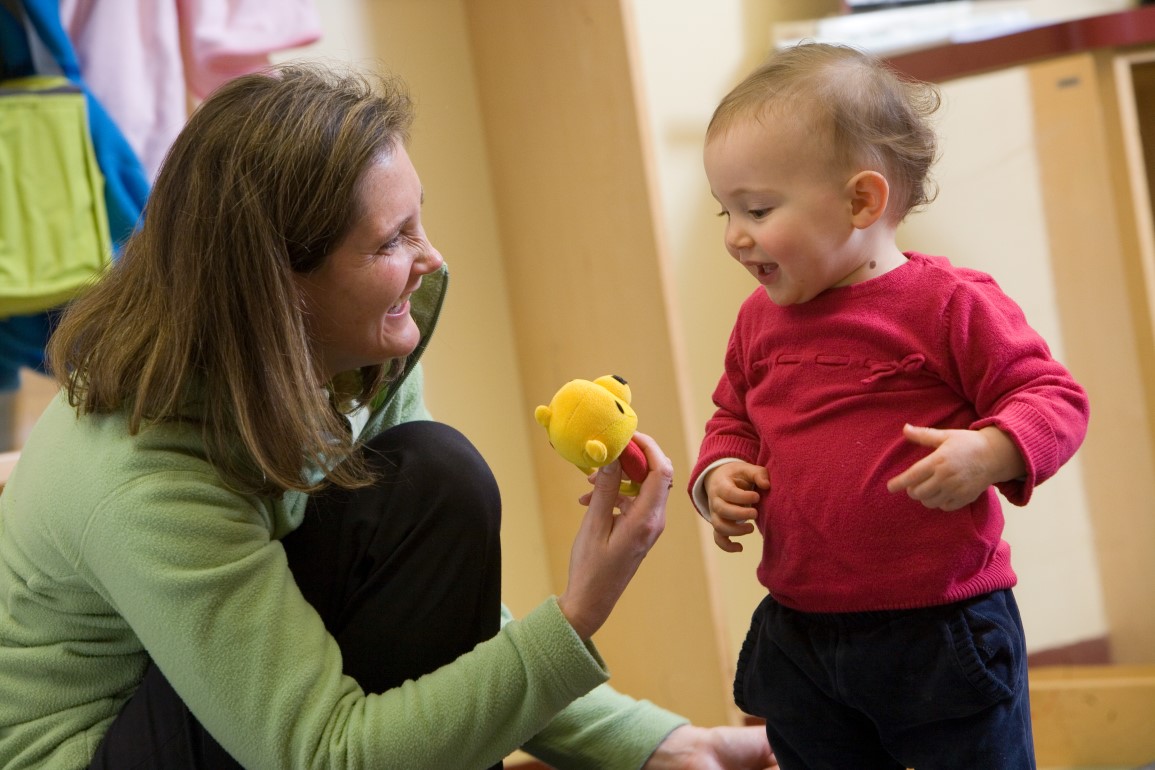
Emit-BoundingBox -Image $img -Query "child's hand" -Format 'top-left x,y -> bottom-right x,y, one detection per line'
703,462 -> 770,553
886,424 -> 1026,511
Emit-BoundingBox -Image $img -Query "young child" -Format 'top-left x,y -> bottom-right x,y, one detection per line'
690,42 -> 1090,769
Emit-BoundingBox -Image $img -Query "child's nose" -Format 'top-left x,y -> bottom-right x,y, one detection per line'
725,221 -> 753,253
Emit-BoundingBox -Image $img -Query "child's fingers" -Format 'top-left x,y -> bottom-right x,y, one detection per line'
720,486 -> 762,507
713,518 -> 755,539
714,531 -> 744,553
737,465 -> 771,491
902,423 -> 949,448
712,517 -> 756,538
886,459 -> 934,494
710,497 -> 758,522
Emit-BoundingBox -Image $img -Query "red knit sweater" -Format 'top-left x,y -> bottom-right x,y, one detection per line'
690,253 -> 1090,613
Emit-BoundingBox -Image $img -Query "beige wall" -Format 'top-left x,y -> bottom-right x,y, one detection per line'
626,0 -> 785,687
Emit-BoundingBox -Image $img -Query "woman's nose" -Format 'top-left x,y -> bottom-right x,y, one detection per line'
418,237 -> 445,274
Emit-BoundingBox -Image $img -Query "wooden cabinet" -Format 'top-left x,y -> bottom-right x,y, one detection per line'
1026,49 -> 1155,665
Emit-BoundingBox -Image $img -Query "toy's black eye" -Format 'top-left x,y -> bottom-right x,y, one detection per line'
612,374 -> 627,385
615,401 -> 624,413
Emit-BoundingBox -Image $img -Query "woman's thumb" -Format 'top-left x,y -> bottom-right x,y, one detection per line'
592,460 -> 622,498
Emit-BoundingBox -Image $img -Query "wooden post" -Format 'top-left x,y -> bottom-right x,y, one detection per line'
464,0 -> 738,727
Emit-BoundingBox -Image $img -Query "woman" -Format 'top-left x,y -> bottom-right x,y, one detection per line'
0,62 -> 775,769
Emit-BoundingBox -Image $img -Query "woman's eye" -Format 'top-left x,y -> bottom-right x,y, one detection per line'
379,232 -> 411,254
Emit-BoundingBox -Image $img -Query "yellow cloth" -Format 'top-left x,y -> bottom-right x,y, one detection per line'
0,76 -> 111,317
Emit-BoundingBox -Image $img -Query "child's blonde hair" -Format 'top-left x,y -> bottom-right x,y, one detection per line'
707,42 -> 940,222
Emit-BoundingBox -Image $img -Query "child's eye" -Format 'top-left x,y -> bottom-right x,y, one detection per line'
748,208 -> 771,219
715,209 -> 729,218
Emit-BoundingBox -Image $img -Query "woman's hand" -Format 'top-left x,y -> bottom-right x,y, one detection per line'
557,432 -> 672,640
642,725 -> 777,769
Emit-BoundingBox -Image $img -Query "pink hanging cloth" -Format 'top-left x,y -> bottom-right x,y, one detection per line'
60,0 -> 323,180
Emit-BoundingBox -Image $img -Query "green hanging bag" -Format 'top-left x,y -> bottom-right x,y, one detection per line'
0,75 -> 111,318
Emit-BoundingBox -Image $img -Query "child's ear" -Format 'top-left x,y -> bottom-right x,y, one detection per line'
846,170 -> 889,229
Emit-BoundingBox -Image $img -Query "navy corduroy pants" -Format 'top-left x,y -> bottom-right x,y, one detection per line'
734,588 -> 1035,770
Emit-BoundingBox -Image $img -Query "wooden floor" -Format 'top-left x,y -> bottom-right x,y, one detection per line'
1031,665 -> 1155,769
0,368 -> 57,453
505,666 -> 1155,769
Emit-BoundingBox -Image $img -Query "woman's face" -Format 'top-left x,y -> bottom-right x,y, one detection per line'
296,145 -> 443,380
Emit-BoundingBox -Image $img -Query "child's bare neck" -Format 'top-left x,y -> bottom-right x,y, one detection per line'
869,245 -> 908,276
841,241 -> 907,287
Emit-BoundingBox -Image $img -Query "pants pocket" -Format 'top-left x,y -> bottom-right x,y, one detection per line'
855,591 -> 1027,727
732,595 -> 771,715
948,591 -> 1025,705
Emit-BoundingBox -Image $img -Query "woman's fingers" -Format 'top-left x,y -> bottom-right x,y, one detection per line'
558,433 -> 672,639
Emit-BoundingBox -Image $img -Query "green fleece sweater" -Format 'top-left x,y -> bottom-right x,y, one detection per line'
0,266 -> 685,769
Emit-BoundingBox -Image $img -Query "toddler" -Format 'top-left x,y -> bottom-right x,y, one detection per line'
691,42 -> 1090,769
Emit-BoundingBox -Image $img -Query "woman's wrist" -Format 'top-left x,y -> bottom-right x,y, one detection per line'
556,592 -> 595,641
641,725 -> 704,769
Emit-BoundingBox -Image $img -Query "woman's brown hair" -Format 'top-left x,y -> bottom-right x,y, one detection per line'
48,62 -> 415,495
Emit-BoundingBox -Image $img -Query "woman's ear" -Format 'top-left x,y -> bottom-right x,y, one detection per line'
846,170 -> 890,229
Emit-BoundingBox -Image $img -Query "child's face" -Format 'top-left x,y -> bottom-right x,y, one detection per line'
705,115 -> 867,306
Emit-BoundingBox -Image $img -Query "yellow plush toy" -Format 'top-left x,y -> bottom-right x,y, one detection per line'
534,374 -> 649,495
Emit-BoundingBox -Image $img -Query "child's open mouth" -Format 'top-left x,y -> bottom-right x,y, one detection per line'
753,263 -> 778,282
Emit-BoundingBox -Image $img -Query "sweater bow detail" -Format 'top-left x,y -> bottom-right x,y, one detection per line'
861,353 -> 927,384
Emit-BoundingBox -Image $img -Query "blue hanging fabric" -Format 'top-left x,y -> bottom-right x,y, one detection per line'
0,312 -> 60,391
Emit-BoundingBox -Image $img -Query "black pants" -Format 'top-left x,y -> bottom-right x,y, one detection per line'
735,590 -> 1034,769
89,421 -> 503,769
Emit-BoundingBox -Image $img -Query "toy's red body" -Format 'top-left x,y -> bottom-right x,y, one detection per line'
619,439 -> 649,488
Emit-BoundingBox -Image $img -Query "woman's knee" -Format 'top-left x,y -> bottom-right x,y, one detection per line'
369,421 -> 485,475
363,420 -> 501,532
